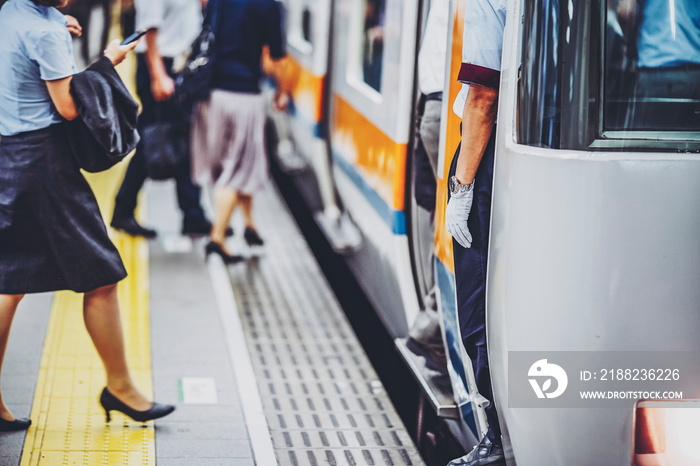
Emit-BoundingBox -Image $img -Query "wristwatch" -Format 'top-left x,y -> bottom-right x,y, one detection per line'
449,175 -> 474,195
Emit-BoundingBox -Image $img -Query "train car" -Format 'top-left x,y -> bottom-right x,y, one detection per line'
486,0 -> 700,465
270,0 -> 700,464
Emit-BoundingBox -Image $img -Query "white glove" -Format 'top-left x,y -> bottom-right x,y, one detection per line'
446,189 -> 473,248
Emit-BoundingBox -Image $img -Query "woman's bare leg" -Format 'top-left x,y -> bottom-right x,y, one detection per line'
0,294 -> 24,421
211,186 -> 238,253
83,284 -> 150,411
238,193 -> 255,230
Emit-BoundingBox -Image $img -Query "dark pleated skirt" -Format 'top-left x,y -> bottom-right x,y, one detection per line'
0,124 -> 127,294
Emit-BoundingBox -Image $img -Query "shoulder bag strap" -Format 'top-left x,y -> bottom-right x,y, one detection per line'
205,0 -> 224,34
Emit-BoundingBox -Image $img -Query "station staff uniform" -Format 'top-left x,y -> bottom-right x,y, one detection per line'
447,0 -> 506,464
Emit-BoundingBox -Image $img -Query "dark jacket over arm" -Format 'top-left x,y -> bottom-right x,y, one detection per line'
68,57 -> 140,172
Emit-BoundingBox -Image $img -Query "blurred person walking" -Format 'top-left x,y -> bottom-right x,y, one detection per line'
0,0 -> 174,430
110,0 -> 215,238
190,0 -> 287,262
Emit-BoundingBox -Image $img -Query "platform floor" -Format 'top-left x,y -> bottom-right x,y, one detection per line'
0,176 -> 424,466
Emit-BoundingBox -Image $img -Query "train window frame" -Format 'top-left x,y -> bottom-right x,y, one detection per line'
517,0 -> 700,153
345,0 -> 386,101
593,0 -> 700,151
287,0 -> 314,56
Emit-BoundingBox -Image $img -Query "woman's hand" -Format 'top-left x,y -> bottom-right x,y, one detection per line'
103,39 -> 138,66
65,15 -> 82,37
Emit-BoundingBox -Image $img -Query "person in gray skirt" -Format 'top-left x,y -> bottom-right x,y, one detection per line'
0,0 -> 173,430
191,0 -> 288,263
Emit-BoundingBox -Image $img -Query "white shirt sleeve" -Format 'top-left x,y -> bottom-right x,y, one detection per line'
462,0 -> 506,71
452,0 -> 507,117
135,0 -> 165,32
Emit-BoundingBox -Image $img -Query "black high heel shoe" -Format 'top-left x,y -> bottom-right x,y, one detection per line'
204,240 -> 245,264
0,416 -> 31,432
243,227 -> 264,246
100,388 -> 175,423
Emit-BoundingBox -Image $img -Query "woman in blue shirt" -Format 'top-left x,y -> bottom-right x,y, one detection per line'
0,0 -> 174,430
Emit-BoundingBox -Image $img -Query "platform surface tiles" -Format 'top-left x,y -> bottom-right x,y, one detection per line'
1,178 -> 424,466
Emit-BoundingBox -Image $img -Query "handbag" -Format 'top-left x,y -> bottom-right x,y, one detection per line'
174,0 -> 223,111
141,107 -> 189,180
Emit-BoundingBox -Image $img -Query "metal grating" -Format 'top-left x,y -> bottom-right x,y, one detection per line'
226,187 -> 425,466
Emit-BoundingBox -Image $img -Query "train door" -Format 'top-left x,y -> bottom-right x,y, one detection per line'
327,0 -> 422,337
432,0 -> 491,446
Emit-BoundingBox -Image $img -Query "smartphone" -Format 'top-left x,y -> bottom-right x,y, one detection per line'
121,29 -> 148,46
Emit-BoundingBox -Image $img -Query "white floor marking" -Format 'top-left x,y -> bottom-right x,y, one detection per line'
179,377 -> 218,404
208,256 -> 278,466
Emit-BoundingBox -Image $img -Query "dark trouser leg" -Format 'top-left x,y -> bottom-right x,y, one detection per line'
114,54 -> 206,223
449,129 -> 501,445
464,336 -> 501,444
113,56 -> 152,220
113,148 -> 148,219
175,164 -> 206,224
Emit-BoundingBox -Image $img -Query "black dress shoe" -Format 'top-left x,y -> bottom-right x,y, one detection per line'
100,388 -> 175,423
182,219 -> 233,237
243,227 -> 264,246
111,216 -> 157,238
0,417 -> 31,432
204,241 -> 245,264
447,436 -> 505,466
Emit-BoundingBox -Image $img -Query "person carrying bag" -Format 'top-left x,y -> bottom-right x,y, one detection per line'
175,0 -> 223,114
110,0 -> 217,239
0,0 -> 174,431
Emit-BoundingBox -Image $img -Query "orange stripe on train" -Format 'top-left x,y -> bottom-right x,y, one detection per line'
434,0 -> 466,274
331,95 -> 407,213
279,55 -> 325,124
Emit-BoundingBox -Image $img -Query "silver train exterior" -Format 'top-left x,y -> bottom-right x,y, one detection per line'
268,0 -> 700,464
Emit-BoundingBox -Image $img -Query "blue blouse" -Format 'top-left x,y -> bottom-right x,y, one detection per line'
0,0 -> 76,136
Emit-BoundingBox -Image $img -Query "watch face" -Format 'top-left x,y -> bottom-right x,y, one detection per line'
449,176 -> 458,194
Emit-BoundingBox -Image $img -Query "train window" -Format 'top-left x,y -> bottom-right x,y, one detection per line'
302,8 -> 312,44
603,0 -> 700,136
518,0 -> 700,151
288,0 -> 313,54
360,0 -> 386,92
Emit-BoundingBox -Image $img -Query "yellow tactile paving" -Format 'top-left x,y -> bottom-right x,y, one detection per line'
20,7 -> 156,463
19,204 -> 155,466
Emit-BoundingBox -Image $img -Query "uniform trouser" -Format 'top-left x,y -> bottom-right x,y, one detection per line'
448,128 -> 501,445
113,54 -> 206,223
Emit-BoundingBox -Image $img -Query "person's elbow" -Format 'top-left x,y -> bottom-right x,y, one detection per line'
466,84 -> 499,118
55,103 -> 79,121
46,77 -> 79,121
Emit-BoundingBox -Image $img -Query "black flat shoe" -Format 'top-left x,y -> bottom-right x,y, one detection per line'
111,216 -> 157,239
0,417 -> 31,432
205,241 -> 245,264
100,388 -> 175,423
243,227 -> 264,246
